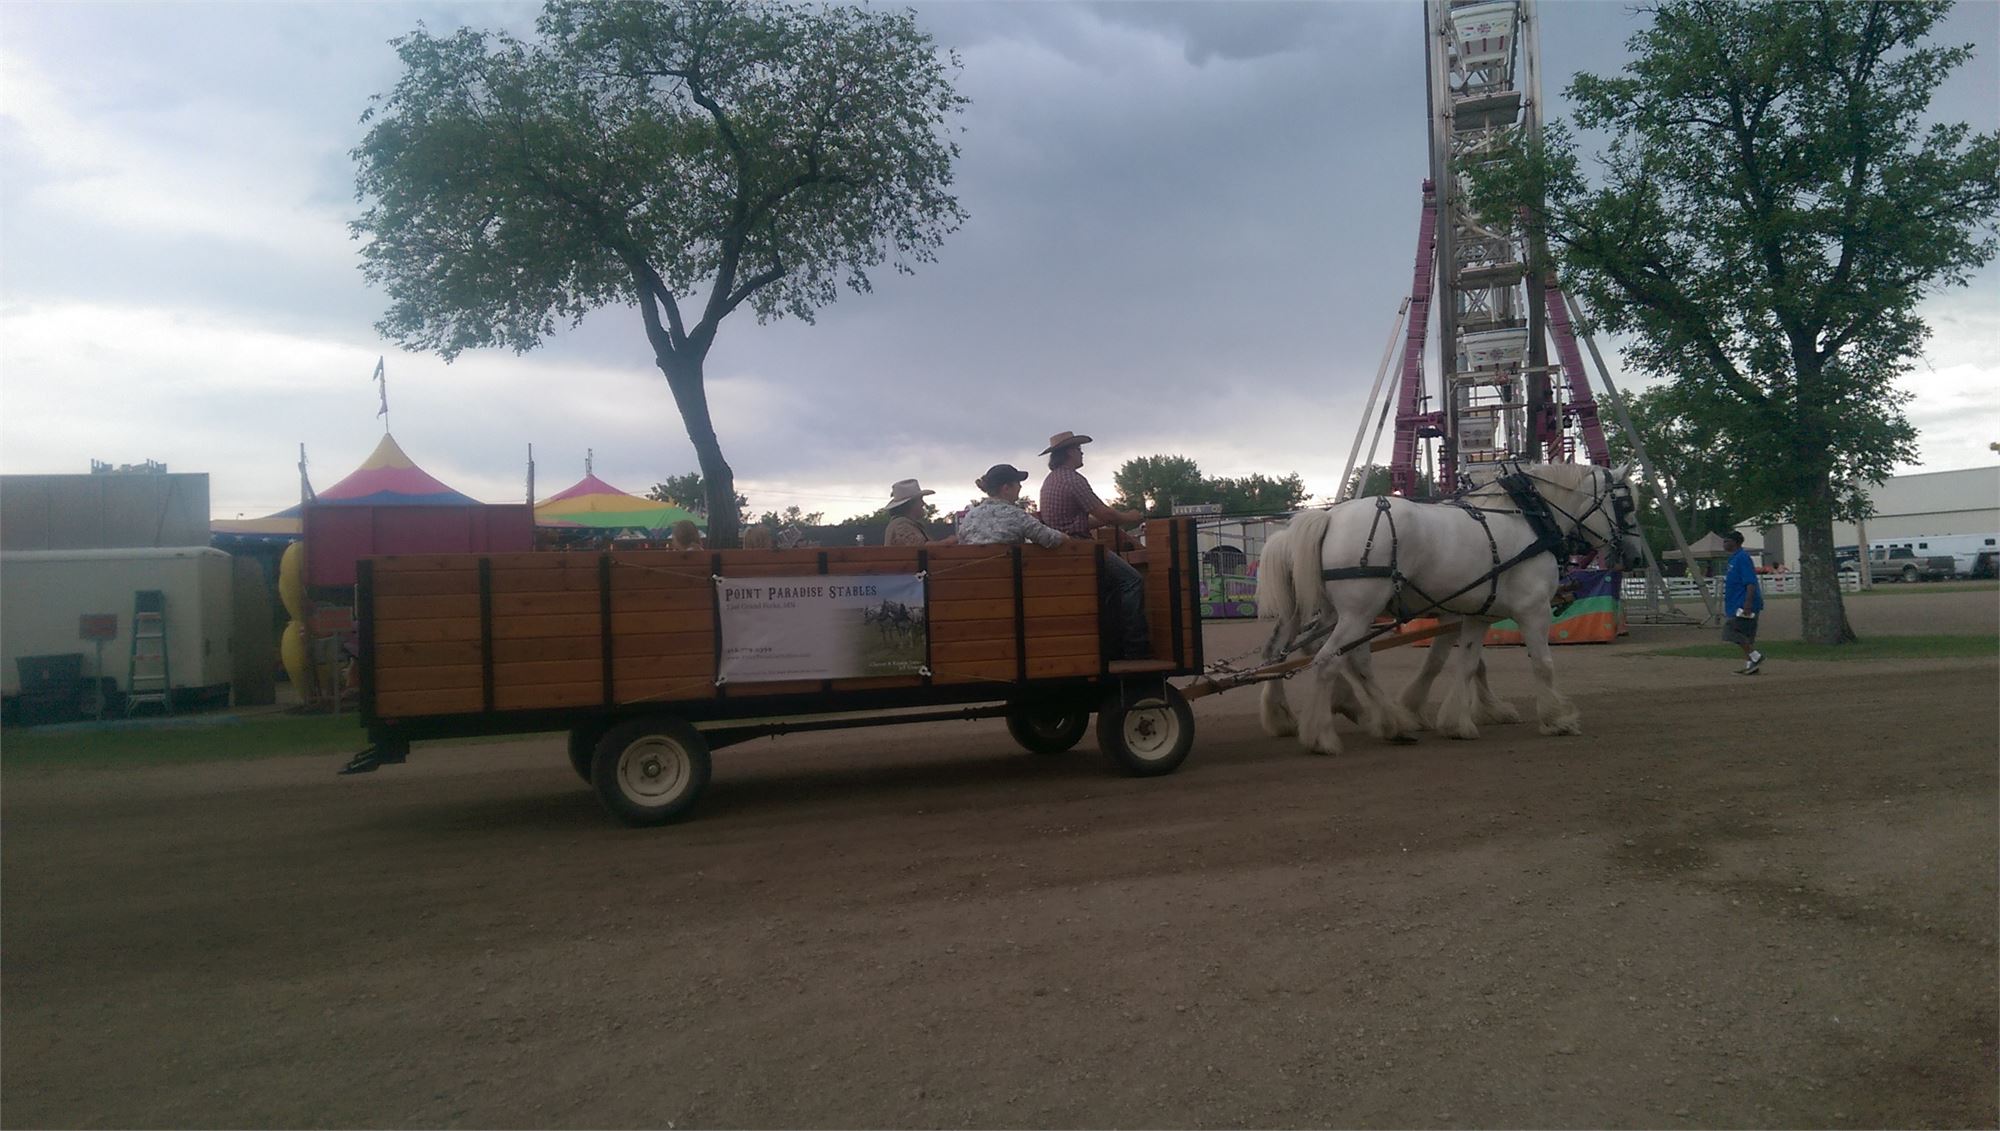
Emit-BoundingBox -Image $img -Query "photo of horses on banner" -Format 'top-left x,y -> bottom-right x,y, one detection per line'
1254,462 -> 1643,756
857,597 -> 928,673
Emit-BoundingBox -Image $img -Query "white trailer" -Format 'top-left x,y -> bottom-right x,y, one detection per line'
0,547 -> 234,701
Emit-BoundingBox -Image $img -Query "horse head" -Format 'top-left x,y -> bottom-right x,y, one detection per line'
1521,462 -> 1644,569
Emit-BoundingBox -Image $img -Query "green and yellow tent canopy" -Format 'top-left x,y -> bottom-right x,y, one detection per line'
535,473 -> 703,536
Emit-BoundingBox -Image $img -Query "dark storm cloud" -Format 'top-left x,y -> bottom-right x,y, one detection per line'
2,2 -> 1992,517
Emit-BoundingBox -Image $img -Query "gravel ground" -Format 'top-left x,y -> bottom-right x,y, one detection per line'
3,587 -> 1994,1128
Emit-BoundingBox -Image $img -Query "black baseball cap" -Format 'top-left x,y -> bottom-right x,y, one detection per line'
979,464 -> 1030,490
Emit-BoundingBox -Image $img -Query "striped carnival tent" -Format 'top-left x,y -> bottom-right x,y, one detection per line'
535,473 -> 704,537
211,433 -> 480,539
211,433 -> 532,587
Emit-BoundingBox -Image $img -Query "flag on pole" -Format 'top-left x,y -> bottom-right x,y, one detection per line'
373,356 -> 388,420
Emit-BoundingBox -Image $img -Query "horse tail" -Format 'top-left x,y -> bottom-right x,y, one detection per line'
1286,508 -> 1336,627
1255,525 -> 1294,623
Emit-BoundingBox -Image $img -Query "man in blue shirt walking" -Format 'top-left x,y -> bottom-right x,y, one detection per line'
1720,530 -> 1765,674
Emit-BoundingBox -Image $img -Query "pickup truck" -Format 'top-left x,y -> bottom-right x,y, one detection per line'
1838,546 -> 1956,583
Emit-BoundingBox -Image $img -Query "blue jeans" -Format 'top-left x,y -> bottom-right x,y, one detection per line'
1102,552 -> 1150,659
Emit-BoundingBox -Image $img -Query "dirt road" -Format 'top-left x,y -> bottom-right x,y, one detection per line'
4,590 -> 1995,1128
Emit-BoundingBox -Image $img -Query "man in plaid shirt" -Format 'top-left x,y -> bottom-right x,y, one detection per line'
1037,431 -> 1150,660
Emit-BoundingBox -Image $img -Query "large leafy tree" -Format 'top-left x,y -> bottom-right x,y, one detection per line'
647,471 -> 747,525
1113,455 -> 1207,517
1604,386 -> 1739,559
352,0 -> 968,546
1469,0 -> 1999,643
1111,456 -> 1310,516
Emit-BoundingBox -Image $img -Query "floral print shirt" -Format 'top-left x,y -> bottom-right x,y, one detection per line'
957,497 -> 1067,550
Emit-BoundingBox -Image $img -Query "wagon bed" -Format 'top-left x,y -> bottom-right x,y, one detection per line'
350,519 -> 1206,824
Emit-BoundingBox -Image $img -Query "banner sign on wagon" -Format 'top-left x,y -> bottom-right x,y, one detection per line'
715,573 -> 928,683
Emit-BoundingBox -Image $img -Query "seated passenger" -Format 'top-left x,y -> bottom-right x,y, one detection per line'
882,478 -> 957,547
957,465 -> 1068,549
1037,431 -> 1149,660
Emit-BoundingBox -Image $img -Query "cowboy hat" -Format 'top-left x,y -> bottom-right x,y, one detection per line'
884,478 -> 934,511
1038,431 -> 1094,456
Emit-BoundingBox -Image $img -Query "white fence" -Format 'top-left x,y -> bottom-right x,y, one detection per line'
1620,572 -> 1857,601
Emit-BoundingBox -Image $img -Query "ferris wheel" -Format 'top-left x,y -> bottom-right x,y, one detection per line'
1382,0 -> 1610,497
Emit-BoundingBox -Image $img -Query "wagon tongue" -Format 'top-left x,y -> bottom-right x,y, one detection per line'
338,742 -> 408,775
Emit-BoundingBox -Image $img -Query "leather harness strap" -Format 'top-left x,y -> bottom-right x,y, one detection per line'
1315,467 -> 1605,657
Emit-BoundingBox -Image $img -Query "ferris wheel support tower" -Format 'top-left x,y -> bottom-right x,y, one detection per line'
1388,0 -> 1609,497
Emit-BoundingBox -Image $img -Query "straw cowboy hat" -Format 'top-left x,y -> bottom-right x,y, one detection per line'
1039,431 -> 1094,456
884,478 -> 935,511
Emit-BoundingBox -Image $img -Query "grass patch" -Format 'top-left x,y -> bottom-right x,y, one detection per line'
1648,634 -> 1998,662
0,713 -> 562,771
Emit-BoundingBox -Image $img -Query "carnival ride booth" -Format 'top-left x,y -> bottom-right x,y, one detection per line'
219,434 -> 532,707
533,473 -> 704,550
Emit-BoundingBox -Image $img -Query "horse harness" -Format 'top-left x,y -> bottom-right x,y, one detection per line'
1317,466 -> 1631,657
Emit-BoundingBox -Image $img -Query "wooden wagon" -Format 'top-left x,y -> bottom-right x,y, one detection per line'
349,518 -> 1206,825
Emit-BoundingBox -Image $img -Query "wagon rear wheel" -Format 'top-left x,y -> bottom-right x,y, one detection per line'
1097,684 -> 1194,777
567,725 -> 604,783
1006,698 -> 1091,755
591,717 -> 711,827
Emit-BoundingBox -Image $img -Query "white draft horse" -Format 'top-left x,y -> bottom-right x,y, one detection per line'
1256,462 -> 1642,756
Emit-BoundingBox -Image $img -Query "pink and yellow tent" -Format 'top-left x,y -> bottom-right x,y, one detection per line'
535,473 -> 703,535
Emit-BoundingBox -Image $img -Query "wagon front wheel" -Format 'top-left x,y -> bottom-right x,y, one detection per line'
1097,684 -> 1194,777
591,717 -> 711,826
1006,699 -> 1091,755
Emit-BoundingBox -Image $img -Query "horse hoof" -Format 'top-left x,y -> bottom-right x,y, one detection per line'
1539,721 -> 1582,737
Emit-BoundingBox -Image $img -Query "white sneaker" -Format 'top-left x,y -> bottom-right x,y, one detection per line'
1743,650 -> 1763,674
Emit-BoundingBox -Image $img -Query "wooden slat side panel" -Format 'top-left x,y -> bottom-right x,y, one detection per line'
490,591 -> 600,617
931,595 -> 1096,622
371,664 -> 482,693
375,640 -> 483,668
932,639 -> 1019,664
1021,633 -> 1101,660
1020,574 -> 1095,598
932,615 -> 1094,642
1028,655 -> 1098,679
493,637 -> 600,664
492,659 -> 603,688
611,589 -> 714,613
609,566 -> 712,590
616,654 -> 716,680
494,681 -> 604,711
376,594 -> 479,621
931,659 -> 1019,686
610,610 -> 714,635
373,570 -> 479,598
612,631 -> 715,660
490,613 -> 599,640
614,677 -> 720,704
487,567 -> 602,592
375,688 -> 484,717
374,618 -> 481,645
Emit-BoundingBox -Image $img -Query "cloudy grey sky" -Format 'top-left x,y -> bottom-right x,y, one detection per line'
3,1 -> 1995,521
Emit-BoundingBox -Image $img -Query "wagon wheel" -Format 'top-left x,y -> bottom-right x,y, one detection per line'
591,717 -> 712,827
567,725 -> 605,783
1006,698 -> 1091,755
1097,684 -> 1195,777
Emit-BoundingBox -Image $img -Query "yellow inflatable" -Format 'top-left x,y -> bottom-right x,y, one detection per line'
280,619 -> 316,702
279,542 -> 306,622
